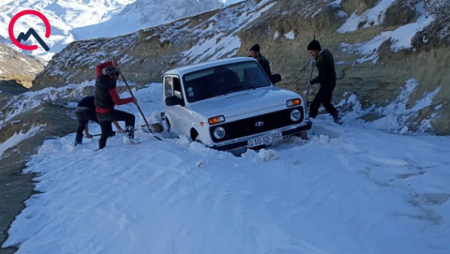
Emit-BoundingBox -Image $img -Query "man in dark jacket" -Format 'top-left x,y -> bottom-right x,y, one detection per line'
249,44 -> 271,77
74,96 -> 123,146
95,60 -> 137,149
307,39 -> 342,124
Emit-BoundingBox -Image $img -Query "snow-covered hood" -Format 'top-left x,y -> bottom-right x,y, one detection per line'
187,86 -> 302,120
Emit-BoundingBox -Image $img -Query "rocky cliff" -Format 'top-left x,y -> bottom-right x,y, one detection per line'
0,43 -> 44,88
31,0 -> 449,135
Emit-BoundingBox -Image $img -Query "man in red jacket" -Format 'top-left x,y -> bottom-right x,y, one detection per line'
94,60 -> 138,149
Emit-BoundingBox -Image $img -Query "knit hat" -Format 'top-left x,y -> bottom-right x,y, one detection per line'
249,44 -> 260,53
102,66 -> 119,76
307,40 -> 321,51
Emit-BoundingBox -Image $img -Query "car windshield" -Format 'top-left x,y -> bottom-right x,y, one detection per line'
183,60 -> 271,103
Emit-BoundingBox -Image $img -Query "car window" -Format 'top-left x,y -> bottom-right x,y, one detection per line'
183,61 -> 270,103
164,76 -> 173,97
173,77 -> 183,100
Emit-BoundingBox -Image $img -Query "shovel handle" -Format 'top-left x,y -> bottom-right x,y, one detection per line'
306,62 -> 315,107
115,65 -> 162,141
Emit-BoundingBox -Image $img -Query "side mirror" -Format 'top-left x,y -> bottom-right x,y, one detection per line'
165,96 -> 184,106
270,74 -> 282,84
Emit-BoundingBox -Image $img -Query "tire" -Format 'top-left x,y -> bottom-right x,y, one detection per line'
295,130 -> 308,140
190,129 -> 199,142
165,118 -> 171,133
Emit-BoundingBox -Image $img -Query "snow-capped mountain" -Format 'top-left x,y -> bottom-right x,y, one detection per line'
0,0 -> 137,60
72,0 -> 225,40
220,0 -> 247,4
0,0 -> 223,61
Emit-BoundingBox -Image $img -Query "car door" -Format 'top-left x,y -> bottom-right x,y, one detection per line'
164,75 -> 191,137
164,76 -> 180,134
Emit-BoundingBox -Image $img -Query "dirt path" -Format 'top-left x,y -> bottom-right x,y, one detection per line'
0,139 -> 39,254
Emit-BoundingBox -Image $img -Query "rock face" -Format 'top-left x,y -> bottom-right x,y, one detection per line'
0,43 -> 44,88
341,0 -> 380,15
32,0 -> 449,135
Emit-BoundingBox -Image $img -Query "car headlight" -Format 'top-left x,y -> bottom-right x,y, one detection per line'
286,98 -> 301,107
208,115 -> 225,125
290,109 -> 301,122
213,127 -> 226,139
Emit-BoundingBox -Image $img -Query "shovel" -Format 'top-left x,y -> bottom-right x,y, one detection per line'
116,65 -> 162,141
306,60 -> 315,109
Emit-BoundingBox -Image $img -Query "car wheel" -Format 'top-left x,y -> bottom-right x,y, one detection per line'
190,129 -> 200,142
165,118 -> 171,133
295,130 -> 308,140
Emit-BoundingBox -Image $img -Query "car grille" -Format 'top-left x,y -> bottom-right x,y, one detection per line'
209,106 -> 304,142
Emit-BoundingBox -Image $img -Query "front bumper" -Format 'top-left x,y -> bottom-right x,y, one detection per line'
211,121 -> 312,151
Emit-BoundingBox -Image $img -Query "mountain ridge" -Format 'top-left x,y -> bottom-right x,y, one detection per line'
32,0 -> 450,135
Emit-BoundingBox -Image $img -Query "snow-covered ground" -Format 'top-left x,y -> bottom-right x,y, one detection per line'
3,83 -> 450,254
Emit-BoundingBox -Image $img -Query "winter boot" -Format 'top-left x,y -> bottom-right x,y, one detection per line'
123,126 -> 139,145
332,112 -> 343,125
98,139 -> 106,150
74,133 -> 83,146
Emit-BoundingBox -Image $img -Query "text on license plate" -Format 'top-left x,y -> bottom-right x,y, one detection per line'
247,132 -> 283,147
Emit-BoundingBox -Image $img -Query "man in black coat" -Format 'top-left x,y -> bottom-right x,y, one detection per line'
74,96 -> 123,146
307,39 -> 342,124
249,44 -> 272,77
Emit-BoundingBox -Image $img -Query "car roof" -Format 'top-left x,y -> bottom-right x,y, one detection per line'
164,57 -> 258,76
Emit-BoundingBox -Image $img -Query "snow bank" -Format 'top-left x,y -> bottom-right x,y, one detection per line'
3,82 -> 450,254
0,125 -> 45,158
0,80 -> 137,126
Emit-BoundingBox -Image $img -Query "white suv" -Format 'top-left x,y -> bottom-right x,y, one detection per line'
162,57 -> 312,150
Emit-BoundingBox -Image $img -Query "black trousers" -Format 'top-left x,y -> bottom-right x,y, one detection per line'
97,109 -> 135,149
75,109 -> 98,143
309,85 -> 338,118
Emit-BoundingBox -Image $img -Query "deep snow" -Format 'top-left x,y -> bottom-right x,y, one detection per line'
2,83 -> 450,254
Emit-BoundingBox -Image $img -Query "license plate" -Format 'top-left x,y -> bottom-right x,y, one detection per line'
247,132 -> 283,147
